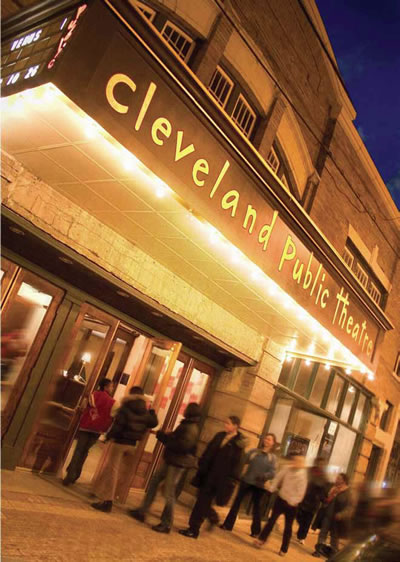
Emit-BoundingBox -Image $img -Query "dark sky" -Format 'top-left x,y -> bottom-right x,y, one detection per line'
315,0 -> 400,210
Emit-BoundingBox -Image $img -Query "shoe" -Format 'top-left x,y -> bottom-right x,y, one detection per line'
91,501 -> 112,513
128,509 -> 145,523
220,524 -> 232,531
152,523 -> 170,534
279,552 -> 286,557
312,552 -> 321,558
254,539 -> 265,549
298,539 -> 305,545
179,528 -> 199,539
62,478 -> 73,486
250,532 -> 258,538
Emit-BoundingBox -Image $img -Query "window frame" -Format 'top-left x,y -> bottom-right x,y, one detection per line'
208,65 -> 234,109
394,352 -> 400,378
368,281 -> 381,305
343,246 -> 355,269
134,1 -> 157,22
267,145 -> 280,173
380,401 -> 393,431
160,19 -> 195,62
355,262 -> 369,288
230,93 -> 256,138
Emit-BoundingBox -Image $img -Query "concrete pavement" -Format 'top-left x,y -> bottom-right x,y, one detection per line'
2,469 -> 319,561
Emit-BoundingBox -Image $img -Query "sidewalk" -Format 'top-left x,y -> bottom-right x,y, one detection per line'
2,469 -> 318,561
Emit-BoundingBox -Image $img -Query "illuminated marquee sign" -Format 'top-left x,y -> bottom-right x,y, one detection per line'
1,0 -> 383,365
1,4 -> 87,91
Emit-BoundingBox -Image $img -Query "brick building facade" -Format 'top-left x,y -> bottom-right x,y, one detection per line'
1,0 -> 399,491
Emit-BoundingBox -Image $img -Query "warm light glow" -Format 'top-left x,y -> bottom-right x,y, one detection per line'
345,368 -> 352,375
305,360 -> 311,366
367,372 -> 375,381
81,352 -> 91,363
2,85 -> 375,381
286,354 -> 293,362
325,363 -> 331,370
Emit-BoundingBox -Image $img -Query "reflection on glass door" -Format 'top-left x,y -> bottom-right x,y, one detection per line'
1,263 -> 64,436
21,304 -> 118,473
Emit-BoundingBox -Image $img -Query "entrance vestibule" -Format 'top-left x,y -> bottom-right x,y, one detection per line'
1,256 -> 214,494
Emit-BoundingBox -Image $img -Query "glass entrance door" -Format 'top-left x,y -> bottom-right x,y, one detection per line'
21,304 -> 118,473
1,259 -> 64,437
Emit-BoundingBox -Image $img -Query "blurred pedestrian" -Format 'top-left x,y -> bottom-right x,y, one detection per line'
129,402 -> 201,533
179,416 -> 246,539
254,454 -> 307,557
220,433 -> 277,537
63,378 -> 115,486
296,457 -> 328,544
312,472 -> 353,558
91,386 -> 158,512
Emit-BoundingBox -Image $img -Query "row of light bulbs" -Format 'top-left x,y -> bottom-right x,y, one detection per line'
4,85 -> 375,382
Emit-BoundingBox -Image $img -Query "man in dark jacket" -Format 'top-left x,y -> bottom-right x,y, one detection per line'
179,415 -> 247,539
296,457 -> 328,543
91,386 -> 158,512
130,402 -> 201,533
63,378 -> 115,486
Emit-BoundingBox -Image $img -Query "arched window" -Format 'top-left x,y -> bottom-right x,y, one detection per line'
266,141 -> 299,200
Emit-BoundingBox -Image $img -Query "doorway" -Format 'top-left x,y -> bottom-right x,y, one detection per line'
19,297 -> 214,491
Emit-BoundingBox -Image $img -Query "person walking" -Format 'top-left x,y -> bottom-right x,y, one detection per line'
63,378 -> 115,486
91,386 -> 158,513
312,473 -> 352,558
129,402 -> 202,533
254,454 -> 307,557
296,457 -> 328,544
179,415 -> 247,539
220,433 -> 277,537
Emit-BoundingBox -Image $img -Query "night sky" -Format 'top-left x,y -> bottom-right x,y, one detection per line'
315,0 -> 400,210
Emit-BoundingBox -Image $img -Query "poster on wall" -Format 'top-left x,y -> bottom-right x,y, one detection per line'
286,434 -> 310,456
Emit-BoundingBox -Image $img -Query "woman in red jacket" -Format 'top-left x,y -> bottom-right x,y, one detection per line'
63,378 -> 115,486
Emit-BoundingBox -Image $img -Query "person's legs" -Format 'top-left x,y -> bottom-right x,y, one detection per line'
188,485 -> 215,535
159,465 -> 184,528
139,462 -> 168,514
222,482 -> 251,530
251,486 -> 266,536
280,502 -> 297,553
64,431 -> 99,483
92,442 -> 125,502
258,495 -> 285,542
297,508 -> 314,540
330,525 -> 340,551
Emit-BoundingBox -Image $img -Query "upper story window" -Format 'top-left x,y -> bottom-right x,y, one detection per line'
355,263 -> 368,289
208,66 -> 233,108
266,141 -> 297,198
208,66 -> 257,139
131,2 -> 196,64
231,94 -> 256,137
343,246 -> 354,269
267,146 -> 280,173
161,21 -> 195,62
394,353 -> 400,378
135,1 -> 156,21
342,242 -> 385,307
380,401 -> 393,431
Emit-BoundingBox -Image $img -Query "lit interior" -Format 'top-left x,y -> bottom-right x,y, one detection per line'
1,84 -> 374,378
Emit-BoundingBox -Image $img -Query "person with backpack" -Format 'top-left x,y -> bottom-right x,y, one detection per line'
179,415 -> 247,539
91,386 -> 158,512
63,378 -> 115,486
254,454 -> 307,557
129,402 -> 202,533
220,433 -> 277,537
